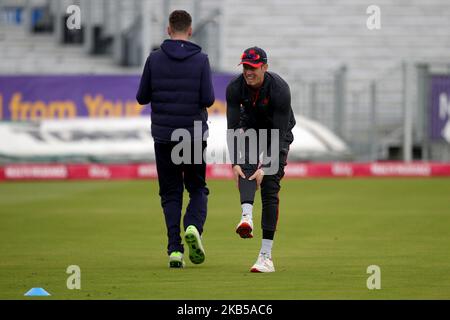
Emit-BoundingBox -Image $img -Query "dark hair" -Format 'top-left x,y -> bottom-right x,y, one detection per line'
169,10 -> 192,33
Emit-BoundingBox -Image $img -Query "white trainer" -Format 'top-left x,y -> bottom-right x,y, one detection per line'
236,215 -> 253,238
250,253 -> 275,273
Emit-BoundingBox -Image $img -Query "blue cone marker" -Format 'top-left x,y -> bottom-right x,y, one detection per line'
24,288 -> 51,297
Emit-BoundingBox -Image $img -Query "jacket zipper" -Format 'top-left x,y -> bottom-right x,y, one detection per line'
252,88 -> 261,107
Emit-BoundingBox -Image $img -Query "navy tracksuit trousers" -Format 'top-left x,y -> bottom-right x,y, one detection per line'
154,141 -> 209,255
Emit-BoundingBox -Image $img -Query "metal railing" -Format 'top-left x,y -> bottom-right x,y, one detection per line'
192,7 -> 223,71
291,61 -> 450,162
290,77 -> 335,132
289,63 -> 408,161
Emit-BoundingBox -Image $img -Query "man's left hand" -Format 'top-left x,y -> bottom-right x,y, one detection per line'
249,169 -> 265,190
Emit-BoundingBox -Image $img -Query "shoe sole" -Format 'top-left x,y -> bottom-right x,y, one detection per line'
185,229 -> 205,264
236,222 -> 253,239
250,267 -> 274,273
169,260 -> 185,268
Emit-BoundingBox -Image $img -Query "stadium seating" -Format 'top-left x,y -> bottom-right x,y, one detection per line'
2,0 -> 450,80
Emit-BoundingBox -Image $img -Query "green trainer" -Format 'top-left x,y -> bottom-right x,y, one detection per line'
168,251 -> 185,268
184,225 -> 205,264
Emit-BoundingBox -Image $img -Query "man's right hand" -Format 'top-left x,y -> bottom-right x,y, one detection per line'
232,165 -> 246,188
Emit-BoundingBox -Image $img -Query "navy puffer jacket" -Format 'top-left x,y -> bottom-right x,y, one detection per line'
136,39 -> 215,143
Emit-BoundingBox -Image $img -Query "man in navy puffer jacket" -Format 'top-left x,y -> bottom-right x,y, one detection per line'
136,10 -> 215,268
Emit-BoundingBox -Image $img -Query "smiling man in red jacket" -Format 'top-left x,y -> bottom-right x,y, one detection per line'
226,47 -> 296,273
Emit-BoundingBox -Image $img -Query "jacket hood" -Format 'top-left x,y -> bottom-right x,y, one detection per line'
161,39 -> 201,60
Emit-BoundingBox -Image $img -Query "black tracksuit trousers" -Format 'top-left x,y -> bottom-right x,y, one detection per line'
238,148 -> 288,232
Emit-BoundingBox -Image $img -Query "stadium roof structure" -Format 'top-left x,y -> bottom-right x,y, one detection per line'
0,115 -> 352,164
206,115 -> 352,162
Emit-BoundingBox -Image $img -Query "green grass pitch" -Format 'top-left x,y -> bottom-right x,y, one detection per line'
1,178 -> 450,299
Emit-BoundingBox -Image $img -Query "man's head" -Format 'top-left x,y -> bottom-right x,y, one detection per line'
168,10 -> 193,39
239,47 -> 268,89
